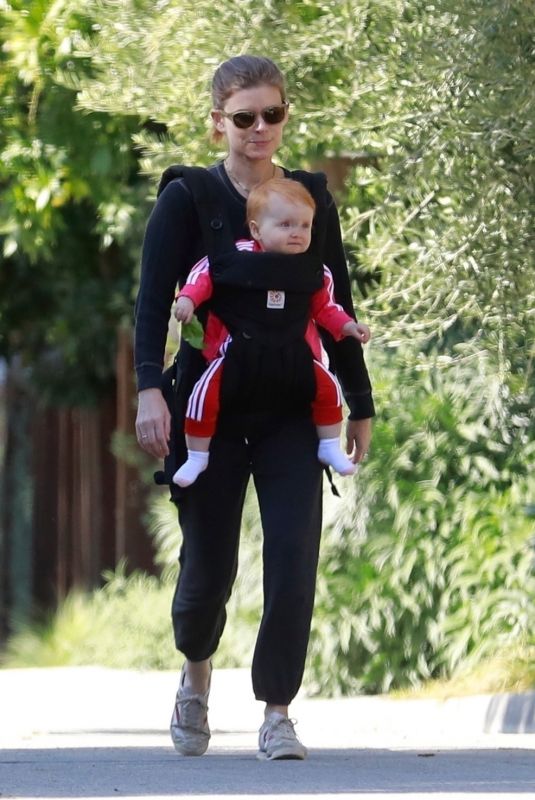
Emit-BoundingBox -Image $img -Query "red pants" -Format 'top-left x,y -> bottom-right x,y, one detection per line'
185,356 -> 343,438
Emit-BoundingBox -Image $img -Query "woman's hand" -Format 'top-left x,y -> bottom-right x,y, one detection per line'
342,320 -> 371,343
135,388 -> 171,458
345,417 -> 372,464
174,296 -> 195,324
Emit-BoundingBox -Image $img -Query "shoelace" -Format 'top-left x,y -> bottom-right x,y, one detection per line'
263,716 -> 299,744
175,694 -> 208,728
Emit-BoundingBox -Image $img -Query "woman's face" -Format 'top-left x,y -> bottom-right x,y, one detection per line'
211,84 -> 288,162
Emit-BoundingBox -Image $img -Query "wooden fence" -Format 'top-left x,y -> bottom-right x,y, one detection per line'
0,327 -> 154,637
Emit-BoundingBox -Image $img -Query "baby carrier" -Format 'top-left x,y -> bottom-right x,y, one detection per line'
156,165 -> 329,489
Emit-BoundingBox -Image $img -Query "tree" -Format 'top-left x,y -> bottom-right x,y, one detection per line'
69,0 -> 533,377
350,1 -> 535,372
0,1 -> 153,627
0,0 -> 146,404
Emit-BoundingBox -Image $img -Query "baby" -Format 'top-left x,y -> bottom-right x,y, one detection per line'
173,177 -> 370,487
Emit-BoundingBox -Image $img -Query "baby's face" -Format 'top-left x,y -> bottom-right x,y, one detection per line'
253,195 -> 314,254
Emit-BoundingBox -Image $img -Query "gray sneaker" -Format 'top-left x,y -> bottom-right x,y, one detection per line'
170,664 -> 211,756
257,712 -> 308,760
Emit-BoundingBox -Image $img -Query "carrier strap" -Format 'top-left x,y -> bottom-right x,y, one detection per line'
157,164 -> 329,262
158,165 -> 235,261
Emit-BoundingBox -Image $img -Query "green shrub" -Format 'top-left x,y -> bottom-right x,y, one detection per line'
5,347 -> 533,698
2,566 -> 178,669
306,346 -> 535,695
3,494 -> 264,670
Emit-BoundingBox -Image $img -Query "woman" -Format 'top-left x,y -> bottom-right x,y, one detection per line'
135,55 -> 374,761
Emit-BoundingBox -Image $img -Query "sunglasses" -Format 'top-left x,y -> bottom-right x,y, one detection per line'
219,102 -> 289,129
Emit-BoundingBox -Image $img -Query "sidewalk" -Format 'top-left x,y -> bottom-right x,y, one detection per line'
1,668 -> 535,800
2,666 -> 535,749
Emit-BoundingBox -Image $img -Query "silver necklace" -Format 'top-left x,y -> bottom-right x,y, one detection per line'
224,159 -> 276,196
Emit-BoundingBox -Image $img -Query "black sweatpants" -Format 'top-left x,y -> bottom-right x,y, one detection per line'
171,414 -> 323,706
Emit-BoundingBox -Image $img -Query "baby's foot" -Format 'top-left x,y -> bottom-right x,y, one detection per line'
173,451 -> 209,487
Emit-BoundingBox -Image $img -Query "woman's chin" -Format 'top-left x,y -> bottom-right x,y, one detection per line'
245,141 -> 277,160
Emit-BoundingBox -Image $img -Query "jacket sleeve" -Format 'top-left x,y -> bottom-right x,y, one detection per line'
310,267 -> 353,340
134,179 -> 199,391
178,256 -> 213,307
322,193 -> 375,420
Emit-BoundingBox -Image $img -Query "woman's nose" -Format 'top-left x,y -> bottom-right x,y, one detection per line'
253,114 -> 268,131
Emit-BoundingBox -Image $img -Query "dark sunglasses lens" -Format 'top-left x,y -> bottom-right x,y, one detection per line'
232,111 -> 256,129
262,106 -> 286,124
228,106 -> 287,128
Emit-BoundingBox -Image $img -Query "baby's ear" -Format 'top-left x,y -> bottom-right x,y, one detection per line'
248,219 -> 260,241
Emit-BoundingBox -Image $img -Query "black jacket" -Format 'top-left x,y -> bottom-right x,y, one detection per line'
134,162 -> 374,420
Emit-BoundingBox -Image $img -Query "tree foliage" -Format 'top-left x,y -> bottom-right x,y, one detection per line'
69,0 -> 535,373
0,0 -> 146,403
2,0 -> 532,394
351,1 -> 535,371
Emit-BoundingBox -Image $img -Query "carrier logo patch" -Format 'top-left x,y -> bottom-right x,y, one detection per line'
267,290 -> 285,309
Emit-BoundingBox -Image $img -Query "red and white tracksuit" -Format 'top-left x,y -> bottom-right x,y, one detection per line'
178,240 -> 354,437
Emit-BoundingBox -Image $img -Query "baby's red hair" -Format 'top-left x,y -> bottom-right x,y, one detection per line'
246,177 -> 316,224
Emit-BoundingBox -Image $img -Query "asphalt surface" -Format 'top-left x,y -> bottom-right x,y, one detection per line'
1,667 -> 535,799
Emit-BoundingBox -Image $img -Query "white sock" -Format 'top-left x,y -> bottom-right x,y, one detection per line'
317,437 -> 357,476
173,450 -> 210,487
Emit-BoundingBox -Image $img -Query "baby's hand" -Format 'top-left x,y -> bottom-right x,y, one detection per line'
342,321 -> 371,343
174,296 -> 195,324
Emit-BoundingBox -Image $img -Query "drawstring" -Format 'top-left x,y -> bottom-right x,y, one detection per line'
324,466 -> 340,497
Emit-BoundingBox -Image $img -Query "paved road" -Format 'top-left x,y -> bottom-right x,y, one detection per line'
1,667 -> 535,799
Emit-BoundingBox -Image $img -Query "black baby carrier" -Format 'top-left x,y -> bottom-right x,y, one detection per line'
156,165 -> 329,491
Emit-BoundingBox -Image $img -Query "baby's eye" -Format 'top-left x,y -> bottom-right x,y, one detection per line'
279,221 -> 290,228
302,222 -> 311,229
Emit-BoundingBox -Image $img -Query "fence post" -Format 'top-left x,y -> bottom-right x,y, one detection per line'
0,357 -> 33,633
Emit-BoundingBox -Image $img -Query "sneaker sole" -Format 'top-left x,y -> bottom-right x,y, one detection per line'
171,731 -> 210,757
257,746 -> 307,761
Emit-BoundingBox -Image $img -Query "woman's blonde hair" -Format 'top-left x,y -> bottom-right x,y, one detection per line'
246,178 -> 316,224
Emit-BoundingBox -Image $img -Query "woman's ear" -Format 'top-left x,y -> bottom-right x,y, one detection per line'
210,110 -> 226,134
